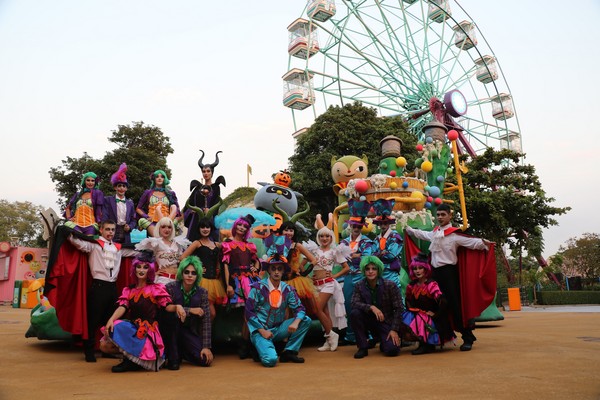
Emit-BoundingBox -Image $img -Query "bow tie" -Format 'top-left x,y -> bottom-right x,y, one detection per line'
116,198 -> 126,203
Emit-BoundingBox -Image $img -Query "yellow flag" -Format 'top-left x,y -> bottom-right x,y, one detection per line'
247,164 -> 252,175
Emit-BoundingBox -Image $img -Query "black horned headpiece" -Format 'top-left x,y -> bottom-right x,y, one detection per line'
198,150 -> 222,172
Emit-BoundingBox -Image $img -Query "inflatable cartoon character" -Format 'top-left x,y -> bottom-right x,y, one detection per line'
330,155 -> 369,233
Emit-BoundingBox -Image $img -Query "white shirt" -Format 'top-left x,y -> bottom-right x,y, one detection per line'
115,195 -> 127,226
406,224 -> 487,268
69,235 -> 138,281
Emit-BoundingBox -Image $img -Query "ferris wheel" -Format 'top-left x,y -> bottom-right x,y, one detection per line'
282,0 -> 522,157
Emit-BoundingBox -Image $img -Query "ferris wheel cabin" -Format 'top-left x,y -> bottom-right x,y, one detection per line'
491,93 -> 515,121
474,55 -> 499,84
282,68 -> 315,110
453,20 -> 477,50
307,0 -> 336,22
288,18 -> 320,59
500,131 -> 522,153
428,0 -> 451,23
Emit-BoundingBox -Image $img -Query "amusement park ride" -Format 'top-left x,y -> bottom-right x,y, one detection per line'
282,0 -> 536,287
282,0 -> 522,158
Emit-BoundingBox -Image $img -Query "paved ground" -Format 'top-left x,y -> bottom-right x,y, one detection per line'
1,305 -> 599,400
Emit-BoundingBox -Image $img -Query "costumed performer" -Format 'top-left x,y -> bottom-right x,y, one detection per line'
372,199 -> 405,290
180,217 -> 226,320
136,169 -> 180,237
100,252 -> 175,372
402,252 -> 455,355
136,217 -> 190,285
245,253 -> 312,367
184,150 -> 225,242
274,221 -> 326,322
67,220 -> 138,362
305,226 -> 351,352
102,163 -> 137,244
349,256 -> 404,359
64,171 -> 104,235
405,203 -> 495,351
222,214 -> 260,358
163,256 -> 214,370
339,199 -> 375,344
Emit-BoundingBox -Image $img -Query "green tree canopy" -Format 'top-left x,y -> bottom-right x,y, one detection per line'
49,121 -> 173,210
0,200 -> 45,247
556,233 -> 600,281
457,148 -> 570,256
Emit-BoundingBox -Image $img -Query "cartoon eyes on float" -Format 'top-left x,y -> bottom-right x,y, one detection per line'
266,186 -> 292,200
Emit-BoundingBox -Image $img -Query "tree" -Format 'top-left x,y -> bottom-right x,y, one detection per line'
456,148 -> 570,258
0,200 -> 45,247
289,102 -> 416,221
556,233 -> 600,281
49,122 -> 174,210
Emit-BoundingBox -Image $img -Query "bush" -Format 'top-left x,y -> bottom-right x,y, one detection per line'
535,291 -> 600,305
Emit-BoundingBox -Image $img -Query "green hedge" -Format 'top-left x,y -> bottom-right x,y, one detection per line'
536,291 -> 600,305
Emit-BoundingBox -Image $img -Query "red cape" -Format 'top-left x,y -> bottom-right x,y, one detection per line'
45,227 -> 135,339
404,232 -> 497,327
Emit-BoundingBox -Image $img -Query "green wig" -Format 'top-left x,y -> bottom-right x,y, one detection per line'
150,169 -> 170,188
359,256 -> 384,277
176,255 -> 203,286
80,171 -> 98,188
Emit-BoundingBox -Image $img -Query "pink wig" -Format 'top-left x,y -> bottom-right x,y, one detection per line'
232,215 -> 253,241
130,253 -> 157,283
409,253 -> 433,281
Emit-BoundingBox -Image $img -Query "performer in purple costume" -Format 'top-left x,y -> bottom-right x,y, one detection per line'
102,163 -> 137,244
163,256 -> 214,370
64,171 -> 104,236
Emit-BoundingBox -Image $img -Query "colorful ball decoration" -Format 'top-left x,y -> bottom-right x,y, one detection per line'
447,167 -> 453,174
425,202 -> 432,208
415,158 -> 423,168
396,157 -> 407,167
410,191 -> 424,200
359,195 -> 366,201
416,144 -> 423,151
427,196 -> 433,202
390,181 -> 397,189
428,186 -> 441,197
424,185 -> 431,192
447,130 -> 459,141
425,136 -> 433,144
390,170 -> 396,177
437,175 -> 445,183
421,161 -> 433,172
354,180 -> 368,194
379,161 -> 387,170
434,197 -> 443,205
402,181 -> 409,188
429,149 -> 437,157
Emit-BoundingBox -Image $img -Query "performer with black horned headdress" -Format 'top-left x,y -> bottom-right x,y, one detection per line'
184,150 -> 226,242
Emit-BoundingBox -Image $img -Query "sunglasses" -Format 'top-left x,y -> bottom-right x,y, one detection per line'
183,270 -> 198,276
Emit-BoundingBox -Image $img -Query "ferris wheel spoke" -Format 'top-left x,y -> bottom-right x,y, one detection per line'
338,6 -> 422,95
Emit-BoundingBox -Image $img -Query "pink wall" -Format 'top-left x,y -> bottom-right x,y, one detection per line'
0,245 -> 48,303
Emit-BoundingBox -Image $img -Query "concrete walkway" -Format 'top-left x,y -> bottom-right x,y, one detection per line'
1,305 -> 599,400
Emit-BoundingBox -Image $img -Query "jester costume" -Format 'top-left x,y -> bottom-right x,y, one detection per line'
221,239 -> 259,305
102,283 -> 172,371
64,172 -> 104,236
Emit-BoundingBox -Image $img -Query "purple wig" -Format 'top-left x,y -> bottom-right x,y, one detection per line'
232,214 -> 254,241
409,252 -> 433,281
130,253 -> 157,283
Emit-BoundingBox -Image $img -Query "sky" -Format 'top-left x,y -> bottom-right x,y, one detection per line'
1,0 -> 598,258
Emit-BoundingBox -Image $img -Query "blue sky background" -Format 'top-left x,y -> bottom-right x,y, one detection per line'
1,0 -> 598,258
